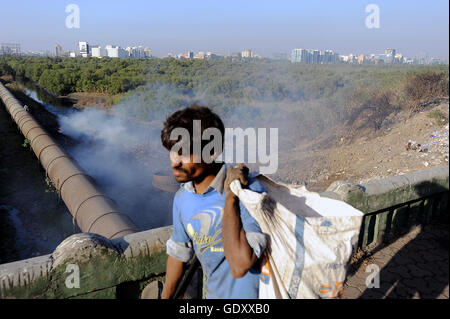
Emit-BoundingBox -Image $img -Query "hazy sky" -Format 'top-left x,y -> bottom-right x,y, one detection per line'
1,0 -> 448,58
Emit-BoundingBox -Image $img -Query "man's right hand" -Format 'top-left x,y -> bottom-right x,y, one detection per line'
224,163 -> 249,199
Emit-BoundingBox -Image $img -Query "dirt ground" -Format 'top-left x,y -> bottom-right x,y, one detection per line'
274,100 -> 449,192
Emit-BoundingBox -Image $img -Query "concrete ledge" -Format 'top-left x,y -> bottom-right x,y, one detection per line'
324,166 -> 449,249
0,226 -> 172,298
325,166 -> 449,214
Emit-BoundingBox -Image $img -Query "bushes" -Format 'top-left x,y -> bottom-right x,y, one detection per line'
345,85 -> 397,130
403,70 -> 449,112
0,56 -> 147,95
344,67 -> 449,130
1,56 -> 448,136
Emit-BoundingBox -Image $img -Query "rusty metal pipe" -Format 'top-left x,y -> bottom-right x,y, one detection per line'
0,82 -> 139,239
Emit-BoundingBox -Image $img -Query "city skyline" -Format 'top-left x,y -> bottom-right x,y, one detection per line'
1,0 -> 448,59
3,40 -> 445,65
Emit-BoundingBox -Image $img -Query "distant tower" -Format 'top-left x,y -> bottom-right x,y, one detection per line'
78,41 -> 90,57
54,43 -> 62,57
144,47 -> 151,58
1,43 -> 21,56
385,48 -> 396,57
241,49 -> 253,58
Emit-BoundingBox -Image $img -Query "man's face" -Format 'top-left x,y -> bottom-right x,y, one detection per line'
169,151 -> 208,183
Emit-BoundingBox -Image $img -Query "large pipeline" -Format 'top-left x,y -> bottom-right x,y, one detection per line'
0,82 -> 139,239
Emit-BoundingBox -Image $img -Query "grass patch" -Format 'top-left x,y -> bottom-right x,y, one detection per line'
427,109 -> 449,125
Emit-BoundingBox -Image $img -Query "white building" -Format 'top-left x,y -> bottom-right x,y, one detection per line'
77,41 -> 90,57
144,47 -> 151,58
241,49 -> 253,58
91,46 -> 106,58
105,45 -> 128,58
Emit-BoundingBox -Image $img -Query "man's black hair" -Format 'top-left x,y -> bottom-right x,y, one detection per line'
161,104 -> 225,156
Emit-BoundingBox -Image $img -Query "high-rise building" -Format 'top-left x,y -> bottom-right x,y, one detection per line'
126,46 -> 147,58
144,47 -> 151,58
385,48 -> 396,56
357,54 -> 366,64
291,49 -> 309,63
241,49 -> 253,58
290,49 -> 300,63
1,43 -> 21,56
91,45 -> 106,58
105,45 -> 128,58
77,41 -> 90,57
311,50 -> 320,64
394,53 -> 404,64
323,50 -> 335,63
54,44 -> 63,57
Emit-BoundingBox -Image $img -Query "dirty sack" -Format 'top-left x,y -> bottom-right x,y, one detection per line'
230,174 -> 364,299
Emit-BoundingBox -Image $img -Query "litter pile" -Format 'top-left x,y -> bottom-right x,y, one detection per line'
407,124 -> 449,166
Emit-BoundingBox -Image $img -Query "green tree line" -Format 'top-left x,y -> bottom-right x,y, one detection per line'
1,56 -> 448,142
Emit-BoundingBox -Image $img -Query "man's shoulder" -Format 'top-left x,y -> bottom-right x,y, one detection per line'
173,185 -> 191,206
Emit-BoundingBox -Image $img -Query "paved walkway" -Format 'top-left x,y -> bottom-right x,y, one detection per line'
342,223 -> 449,299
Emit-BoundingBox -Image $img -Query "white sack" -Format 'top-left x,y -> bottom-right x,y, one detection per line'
230,175 -> 364,299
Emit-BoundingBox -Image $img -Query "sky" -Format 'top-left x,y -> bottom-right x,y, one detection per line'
0,0 -> 448,59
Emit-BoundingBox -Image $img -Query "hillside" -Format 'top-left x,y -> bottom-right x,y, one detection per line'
276,100 -> 449,192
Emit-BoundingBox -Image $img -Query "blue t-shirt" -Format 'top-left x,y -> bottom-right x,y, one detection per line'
166,165 -> 267,299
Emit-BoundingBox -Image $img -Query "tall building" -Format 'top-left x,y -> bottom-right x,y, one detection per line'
105,45 -> 128,58
0,43 -> 21,56
384,48 -> 396,63
77,41 -> 90,57
91,45 -> 106,58
144,47 -> 151,58
357,54 -> 366,64
394,53 -> 404,64
241,49 -> 253,58
323,50 -> 335,63
311,50 -> 320,64
385,48 -> 396,57
126,46 -> 147,58
291,49 -> 309,63
54,44 -> 63,57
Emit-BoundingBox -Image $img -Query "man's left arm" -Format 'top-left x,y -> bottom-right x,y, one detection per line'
222,164 -> 266,278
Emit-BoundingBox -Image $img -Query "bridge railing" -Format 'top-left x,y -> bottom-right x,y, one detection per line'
0,165 -> 448,299
323,165 -> 449,250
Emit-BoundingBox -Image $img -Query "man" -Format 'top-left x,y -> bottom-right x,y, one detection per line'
160,105 -> 267,299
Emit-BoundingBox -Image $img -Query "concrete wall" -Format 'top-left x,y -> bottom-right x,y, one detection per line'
0,166 -> 448,298
323,165 -> 449,249
0,227 -> 172,298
